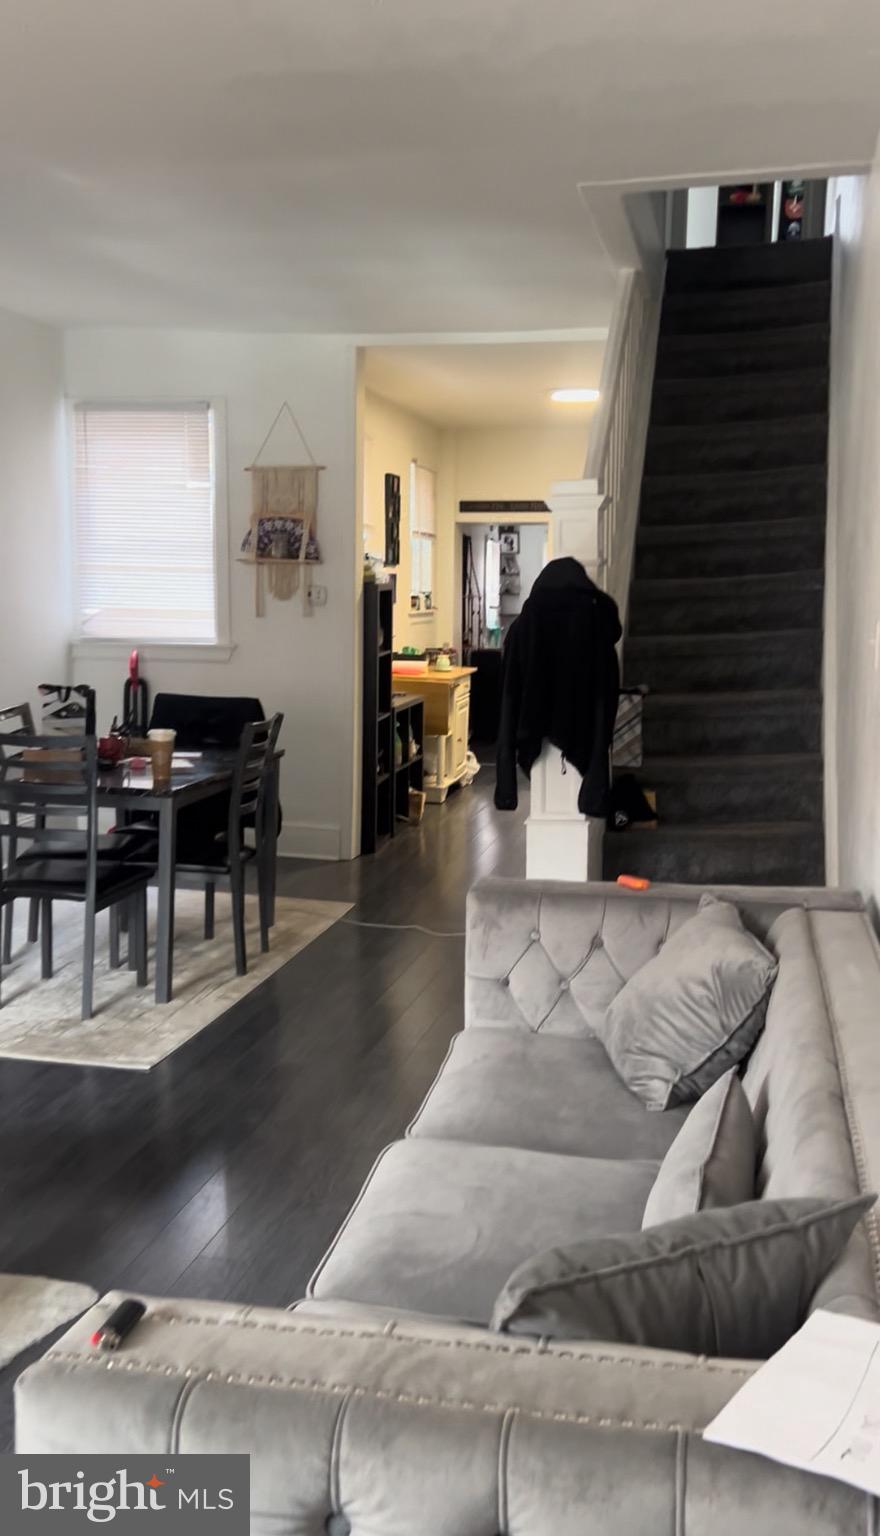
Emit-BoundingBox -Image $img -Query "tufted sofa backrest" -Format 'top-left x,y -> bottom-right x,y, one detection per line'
464,878 -> 861,1040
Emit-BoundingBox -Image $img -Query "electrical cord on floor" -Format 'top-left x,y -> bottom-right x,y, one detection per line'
341,917 -> 466,938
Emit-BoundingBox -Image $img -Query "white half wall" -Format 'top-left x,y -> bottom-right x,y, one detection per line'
825,140 -> 880,911
63,329 -> 360,861
0,309 -> 68,720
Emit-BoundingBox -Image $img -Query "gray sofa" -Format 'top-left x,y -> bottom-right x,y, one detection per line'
17,878 -> 880,1533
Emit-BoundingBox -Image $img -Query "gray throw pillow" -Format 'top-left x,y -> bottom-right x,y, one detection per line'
641,1068 -> 756,1227
492,1193 -> 875,1359
597,894 -> 778,1110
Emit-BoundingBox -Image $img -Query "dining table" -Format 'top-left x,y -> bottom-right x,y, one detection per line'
95,748 -> 283,1004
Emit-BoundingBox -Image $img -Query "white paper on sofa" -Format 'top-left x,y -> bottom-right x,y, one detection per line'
704,1308 -> 880,1497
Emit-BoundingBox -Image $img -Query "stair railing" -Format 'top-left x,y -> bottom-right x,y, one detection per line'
586,267 -> 662,622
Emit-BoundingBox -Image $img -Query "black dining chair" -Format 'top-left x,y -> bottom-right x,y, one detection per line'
0,702 -> 40,962
0,735 -> 156,1020
146,694 -> 281,865
174,714 -> 283,976
0,701 -> 158,966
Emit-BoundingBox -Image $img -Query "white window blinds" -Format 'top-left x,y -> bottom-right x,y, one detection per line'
409,461 -> 436,600
74,402 -> 218,642
411,463 -> 436,537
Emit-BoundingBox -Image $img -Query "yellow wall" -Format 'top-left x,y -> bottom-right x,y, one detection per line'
364,390 -> 451,650
364,393 -> 589,652
452,423 -> 587,503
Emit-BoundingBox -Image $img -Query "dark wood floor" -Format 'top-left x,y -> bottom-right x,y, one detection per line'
0,772 -> 526,1446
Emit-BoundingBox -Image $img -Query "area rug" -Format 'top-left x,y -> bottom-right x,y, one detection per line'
0,892 -> 351,1071
0,1274 -> 98,1368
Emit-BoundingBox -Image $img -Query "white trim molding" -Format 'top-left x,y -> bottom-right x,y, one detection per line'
70,640 -> 236,664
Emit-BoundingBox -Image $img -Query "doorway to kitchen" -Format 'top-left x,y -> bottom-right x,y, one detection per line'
459,510 -> 550,759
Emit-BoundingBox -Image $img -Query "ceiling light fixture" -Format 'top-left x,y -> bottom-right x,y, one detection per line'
550,387 -> 600,403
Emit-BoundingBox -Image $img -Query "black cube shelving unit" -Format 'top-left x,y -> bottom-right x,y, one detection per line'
361,581 -> 395,854
391,693 -> 425,831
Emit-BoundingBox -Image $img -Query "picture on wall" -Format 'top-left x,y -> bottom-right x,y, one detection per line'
384,473 -> 401,567
499,527 -> 520,555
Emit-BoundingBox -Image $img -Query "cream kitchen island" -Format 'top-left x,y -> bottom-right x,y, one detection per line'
391,666 -> 476,802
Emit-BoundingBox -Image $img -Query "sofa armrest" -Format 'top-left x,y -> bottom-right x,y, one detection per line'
464,877 -> 863,1037
16,1293 -> 871,1535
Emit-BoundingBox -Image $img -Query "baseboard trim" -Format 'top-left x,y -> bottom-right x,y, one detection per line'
278,822 -> 341,861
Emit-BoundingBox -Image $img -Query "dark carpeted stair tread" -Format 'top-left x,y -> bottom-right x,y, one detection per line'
643,687 -> 820,709
641,707 -> 822,757
655,323 -> 829,379
631,570 -> 823,595
638,754 -> 822,825
640,464 -> 826,526
641,751 -> 822,774
634,519 -> 825,580
665,238 -> 832,294
602,822 -> 824,885
650,368 -> 828,427
636,515 -> 823,548
644,414 -> 828,476
660,281 -> 830,335
624,630 -> 822,693
627,627 -> 821,648
629,576 -> 822,637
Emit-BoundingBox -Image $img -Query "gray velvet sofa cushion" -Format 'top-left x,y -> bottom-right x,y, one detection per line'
464,878 -> 859,1041
308,1139 -> 659,1324
598,895 -> 778,1110
408,1028 -> 690,1160
743,908 -> 880,1320
493,1193 -> 875,1358
642,1069 -> 756,1227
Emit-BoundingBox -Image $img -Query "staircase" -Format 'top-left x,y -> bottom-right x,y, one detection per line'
604,237 -> 831,886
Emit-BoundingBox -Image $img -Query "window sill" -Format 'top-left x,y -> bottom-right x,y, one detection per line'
70,639 -> 236,664
409,610 -> 440,623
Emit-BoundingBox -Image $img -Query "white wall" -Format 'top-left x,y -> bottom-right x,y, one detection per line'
516,523 -> 548,603
825,142 -> 880,910
0,309 -> 68,721
686,187 -> 719,248
64,329 -> 361,861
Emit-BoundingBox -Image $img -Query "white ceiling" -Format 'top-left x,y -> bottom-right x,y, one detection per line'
0,0 -> 878,331
365,341 -> 605,427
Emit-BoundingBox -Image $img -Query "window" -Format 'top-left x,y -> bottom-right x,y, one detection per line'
409,460 -> 436,607
73,402 -> 221,643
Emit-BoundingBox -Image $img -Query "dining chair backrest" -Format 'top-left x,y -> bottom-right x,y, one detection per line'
150,693 -> 266,751
227,714 -> 283,852
0,706 -> 40,881
0,735 -> 99,900
37,684 -> 96,737
0,702 -> 36,744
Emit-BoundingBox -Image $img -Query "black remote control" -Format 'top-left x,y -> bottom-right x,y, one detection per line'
90,1299 -> 147,1352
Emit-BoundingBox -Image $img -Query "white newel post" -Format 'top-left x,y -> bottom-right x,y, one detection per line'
525,479 -> 608,883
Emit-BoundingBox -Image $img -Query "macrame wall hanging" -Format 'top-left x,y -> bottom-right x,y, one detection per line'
240,401 -> 323,616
